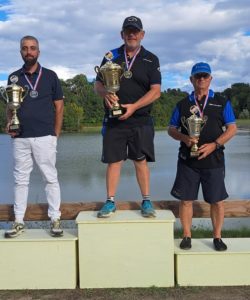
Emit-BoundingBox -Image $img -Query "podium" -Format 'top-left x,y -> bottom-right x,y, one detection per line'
76,210 -> 175,288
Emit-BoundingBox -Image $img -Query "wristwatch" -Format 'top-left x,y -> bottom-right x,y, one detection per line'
215,141 -> 223,150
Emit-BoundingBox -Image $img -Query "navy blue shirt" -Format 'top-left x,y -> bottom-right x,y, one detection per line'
96,45 -> 161,127
8,64 -> 63,138
169,89 -> 236,168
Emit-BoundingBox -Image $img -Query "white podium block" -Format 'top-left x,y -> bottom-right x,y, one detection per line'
0,229 -> 78,289
76,210 -> 175,288
175,238 -> 250,286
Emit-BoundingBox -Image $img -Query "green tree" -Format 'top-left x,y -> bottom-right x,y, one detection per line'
63,102 -> 84,132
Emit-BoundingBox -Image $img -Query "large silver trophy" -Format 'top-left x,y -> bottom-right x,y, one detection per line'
95,61 -> 125,118
0,82 -> 28,134
181,110 -> 207,157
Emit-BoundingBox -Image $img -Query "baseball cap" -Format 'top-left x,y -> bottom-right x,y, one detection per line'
122,16 -> 143,30
191,62 -> 211,76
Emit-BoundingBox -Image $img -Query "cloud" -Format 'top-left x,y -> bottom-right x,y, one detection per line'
0,0 -> 249,91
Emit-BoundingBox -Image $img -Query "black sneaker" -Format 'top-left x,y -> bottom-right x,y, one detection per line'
180,237 -> 192,250
213,238 -> 227,251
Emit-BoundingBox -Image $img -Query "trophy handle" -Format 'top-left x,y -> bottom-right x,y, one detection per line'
120,62 -> 126,79
0,86 -> 8,103
94,66 -> 104,81
181,116 -> 188,131
200,115 -> 208,132
21,86 -> 29,102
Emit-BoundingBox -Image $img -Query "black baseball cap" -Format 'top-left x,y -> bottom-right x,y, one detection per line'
122,16 -> 143,30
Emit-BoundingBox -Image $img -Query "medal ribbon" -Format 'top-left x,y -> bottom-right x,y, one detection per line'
124,46 -> 141,72
24,66 -> 42,91
193,93 -> 209,118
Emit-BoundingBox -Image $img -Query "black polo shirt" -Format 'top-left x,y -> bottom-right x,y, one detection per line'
96,45 -> 161,127
8,64 -> 63,138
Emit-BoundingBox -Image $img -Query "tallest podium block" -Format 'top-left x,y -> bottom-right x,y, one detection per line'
76,210 -> 175,288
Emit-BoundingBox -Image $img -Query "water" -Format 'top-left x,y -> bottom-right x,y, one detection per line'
0,130 -> 250,204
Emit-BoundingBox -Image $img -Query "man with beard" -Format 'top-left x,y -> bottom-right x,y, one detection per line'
4,36 -> 64,238
94,16 -> 161,218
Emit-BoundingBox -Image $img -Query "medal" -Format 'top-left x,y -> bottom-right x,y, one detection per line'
24,66 -> 42,98
30,90 -> 38,98
124,70 -> 132,79
124,46 -> 141,79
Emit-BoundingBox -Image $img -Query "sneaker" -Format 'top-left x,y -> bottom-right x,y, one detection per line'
97,200 -> 116,218
213,238 -> 227,251
141,200 -> 156,218
180,237 -> 192,250
5,222 -> 25,238
50,219 -> 63,237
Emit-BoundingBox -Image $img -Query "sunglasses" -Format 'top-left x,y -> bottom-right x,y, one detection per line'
193,73 -> 210,79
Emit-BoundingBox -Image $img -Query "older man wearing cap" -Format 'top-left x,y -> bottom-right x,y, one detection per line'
94,16 -> 161,218
168,62 -> 237,251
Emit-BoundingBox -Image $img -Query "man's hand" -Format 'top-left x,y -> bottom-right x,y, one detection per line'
104,93 -> 119,109
5,122 -> 19,138
183,135 -> 198,148
198,142 -> 216,160
118,103 -> 136,120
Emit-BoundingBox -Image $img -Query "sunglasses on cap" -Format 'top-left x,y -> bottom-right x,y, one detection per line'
193,73 -> 210,79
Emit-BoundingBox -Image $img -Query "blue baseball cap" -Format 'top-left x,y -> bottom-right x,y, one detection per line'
191,62 -> 211,76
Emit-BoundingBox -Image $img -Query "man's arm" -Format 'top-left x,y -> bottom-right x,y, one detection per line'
54,99 -> 64,137
119,84 -> 161,120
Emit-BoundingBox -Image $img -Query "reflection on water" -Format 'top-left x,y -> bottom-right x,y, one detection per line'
0,130 -> 250,204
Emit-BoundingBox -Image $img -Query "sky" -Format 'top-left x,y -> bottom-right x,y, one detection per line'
0,0 -> 249,92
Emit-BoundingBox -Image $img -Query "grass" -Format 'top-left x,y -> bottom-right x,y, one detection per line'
174,227 -> 250,238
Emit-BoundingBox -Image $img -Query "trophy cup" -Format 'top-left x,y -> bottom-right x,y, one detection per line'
0,82 -> 28,134
181,113 -> 207,157
95,61 -> 125,118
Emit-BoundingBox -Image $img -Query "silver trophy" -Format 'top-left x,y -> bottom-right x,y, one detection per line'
0,82 -> 28,133
95,61 -> 125,118
181,113 -> 207,157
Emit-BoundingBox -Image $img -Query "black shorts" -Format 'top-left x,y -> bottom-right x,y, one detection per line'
101,125 -> 155,163
171,159 -> 228,204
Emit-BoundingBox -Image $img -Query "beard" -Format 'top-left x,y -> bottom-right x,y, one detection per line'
23,56 -> 38,67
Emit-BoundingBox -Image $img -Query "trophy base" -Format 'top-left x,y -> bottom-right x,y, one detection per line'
9,124 -> 20,134
190,151 -> 199,157
109,108 -> 124,118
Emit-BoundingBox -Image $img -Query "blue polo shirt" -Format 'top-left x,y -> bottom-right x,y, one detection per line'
8,64 -> 63,138
169,89 -> 236,168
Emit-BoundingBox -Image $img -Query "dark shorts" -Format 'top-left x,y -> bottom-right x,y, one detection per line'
101,125 -> 155,163
171,159 -> 228,204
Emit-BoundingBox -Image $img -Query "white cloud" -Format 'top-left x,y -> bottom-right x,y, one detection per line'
0,0 -> 249,91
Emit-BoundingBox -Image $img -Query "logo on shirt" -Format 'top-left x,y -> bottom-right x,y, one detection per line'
10,75 -> 18,83
104,51 -> 114,61
209,103 -> 222,107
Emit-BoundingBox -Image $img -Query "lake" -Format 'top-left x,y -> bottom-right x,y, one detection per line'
0,130 -> 250,205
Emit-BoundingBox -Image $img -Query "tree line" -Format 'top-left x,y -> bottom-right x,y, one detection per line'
0,75 -> 249,132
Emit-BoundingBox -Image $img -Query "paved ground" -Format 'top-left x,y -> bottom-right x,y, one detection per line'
1,286 -> 250,300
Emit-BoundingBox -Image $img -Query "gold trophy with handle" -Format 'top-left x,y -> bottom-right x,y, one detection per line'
0,82 -> 28,134
181,113 -> 207,157
95,61 -> 125,118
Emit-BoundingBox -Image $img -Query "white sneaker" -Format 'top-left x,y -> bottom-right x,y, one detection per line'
50,219 -> 63,237
5,222 -> 25,238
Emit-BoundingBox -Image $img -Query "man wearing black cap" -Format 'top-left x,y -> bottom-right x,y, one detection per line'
94,16 -> 161,218
168,62 -> 237,251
